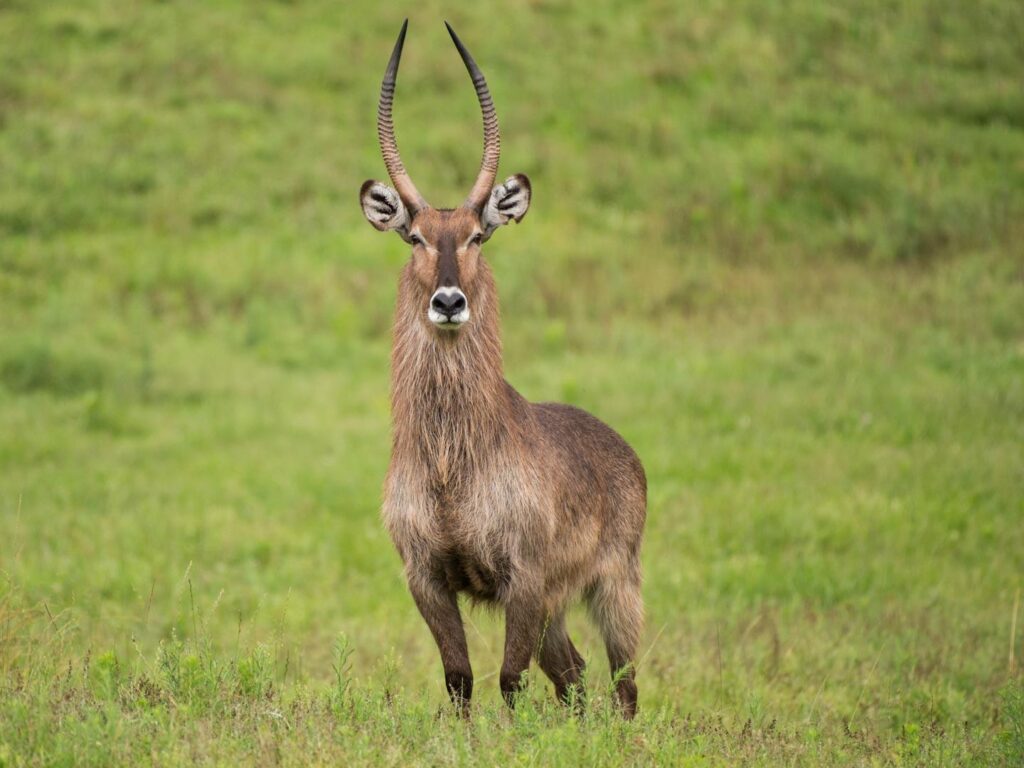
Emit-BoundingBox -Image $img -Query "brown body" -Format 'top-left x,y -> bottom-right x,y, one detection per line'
361,23 -> 646,717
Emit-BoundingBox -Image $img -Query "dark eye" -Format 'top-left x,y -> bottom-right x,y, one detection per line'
409,233 -> 423,246
471,233 -> 483,246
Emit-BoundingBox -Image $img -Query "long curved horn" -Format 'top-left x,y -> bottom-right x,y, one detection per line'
377,20 -> 427,212
445,22 -> 500,213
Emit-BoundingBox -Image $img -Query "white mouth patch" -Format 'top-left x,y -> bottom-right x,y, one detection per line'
427,308 -> 471,326
427,308 -> 470,327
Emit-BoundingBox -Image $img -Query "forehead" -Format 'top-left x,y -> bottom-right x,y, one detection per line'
412,208 -> 479,240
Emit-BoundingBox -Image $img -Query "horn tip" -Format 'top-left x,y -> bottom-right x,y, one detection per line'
386,18 -> 409,76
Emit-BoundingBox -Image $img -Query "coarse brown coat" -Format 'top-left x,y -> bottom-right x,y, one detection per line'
360,22 -> 647,718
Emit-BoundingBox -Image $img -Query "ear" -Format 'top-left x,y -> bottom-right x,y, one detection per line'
481,174 -> 531,240
360,180 -> 412,240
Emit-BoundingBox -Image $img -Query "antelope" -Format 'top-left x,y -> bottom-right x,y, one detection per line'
360,20 -> 646,719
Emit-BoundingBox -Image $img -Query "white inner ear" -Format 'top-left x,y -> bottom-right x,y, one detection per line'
362,182 -> 410,233
482,175 -> 530,237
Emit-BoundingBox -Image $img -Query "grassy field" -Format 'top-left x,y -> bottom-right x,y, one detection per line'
1,0 -> 1023,765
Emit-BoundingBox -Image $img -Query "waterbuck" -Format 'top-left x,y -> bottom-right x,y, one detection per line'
359,20 -> 646,718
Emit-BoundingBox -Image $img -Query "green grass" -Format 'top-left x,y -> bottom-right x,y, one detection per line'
1,0 -> 1023,765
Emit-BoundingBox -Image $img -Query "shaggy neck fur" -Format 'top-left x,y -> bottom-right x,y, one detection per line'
390,258 -> 520,495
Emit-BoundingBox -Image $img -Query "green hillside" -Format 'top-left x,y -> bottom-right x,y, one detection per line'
1,1 -> 1022,765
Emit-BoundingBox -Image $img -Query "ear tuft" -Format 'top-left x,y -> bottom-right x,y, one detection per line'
360,180 -> 410,234
482,174 -> 531,238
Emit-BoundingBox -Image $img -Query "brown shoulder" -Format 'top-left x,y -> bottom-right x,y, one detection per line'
531,401 -> 645,484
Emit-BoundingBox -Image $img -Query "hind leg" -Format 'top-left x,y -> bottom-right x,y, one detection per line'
589,568 -> 643,719
535,613 -> 586,710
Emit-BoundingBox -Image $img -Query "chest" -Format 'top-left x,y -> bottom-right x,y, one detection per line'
383,455 -> 548,564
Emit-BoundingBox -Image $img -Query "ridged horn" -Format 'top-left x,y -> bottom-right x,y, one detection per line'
445,21 -> 500,213
377,20 -> 427,212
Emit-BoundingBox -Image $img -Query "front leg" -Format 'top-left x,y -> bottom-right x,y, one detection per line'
500,594 -> 547,708
407,571 -> 473,715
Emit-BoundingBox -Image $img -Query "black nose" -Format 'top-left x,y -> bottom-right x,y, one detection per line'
431,290 -> 467,317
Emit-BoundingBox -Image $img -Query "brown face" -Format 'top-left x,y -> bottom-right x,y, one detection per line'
407,208 -> 484,331
362,22 -> 534,335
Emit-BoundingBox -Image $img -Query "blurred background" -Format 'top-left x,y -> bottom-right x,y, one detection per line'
1,0 -> 1022,763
